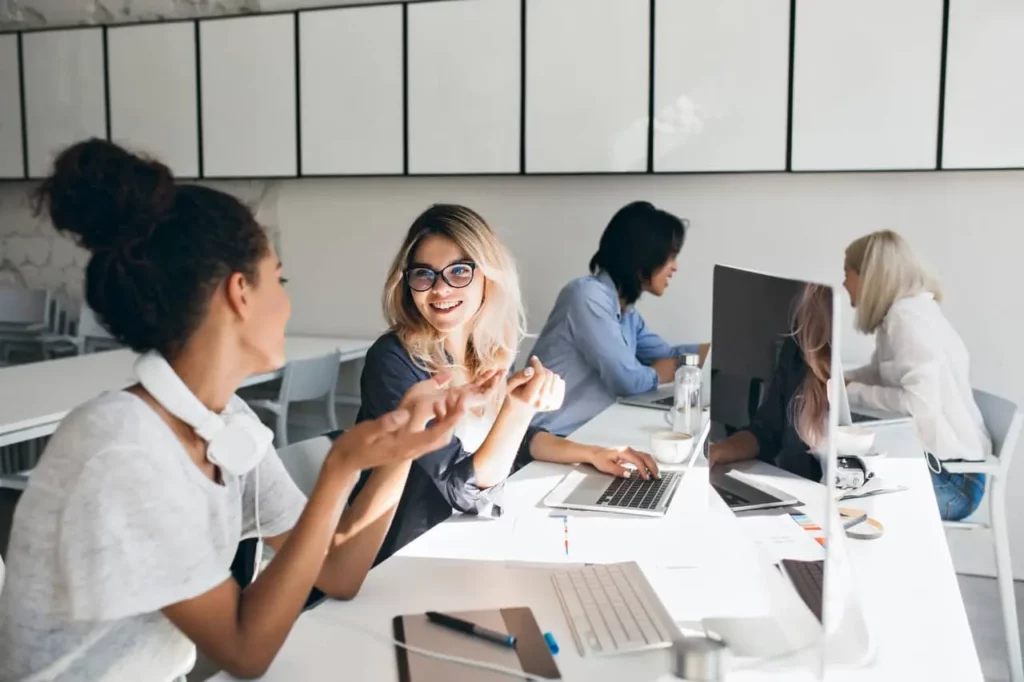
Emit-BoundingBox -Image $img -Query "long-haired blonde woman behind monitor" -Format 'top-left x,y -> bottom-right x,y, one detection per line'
352,204 -> 661,562
843,230 -> 991,520
709,284 -> 833,482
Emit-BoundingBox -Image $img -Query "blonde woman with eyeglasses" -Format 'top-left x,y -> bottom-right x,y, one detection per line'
843,230 -> 991,521
351,204 -> 661,563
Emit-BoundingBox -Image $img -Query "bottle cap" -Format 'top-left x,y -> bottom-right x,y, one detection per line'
683,354 -> 699,367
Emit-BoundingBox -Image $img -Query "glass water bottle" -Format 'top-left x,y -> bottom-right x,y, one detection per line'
672,354 -> 703,435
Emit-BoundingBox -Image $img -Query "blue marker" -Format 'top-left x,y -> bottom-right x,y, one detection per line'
544,632 -> 560,655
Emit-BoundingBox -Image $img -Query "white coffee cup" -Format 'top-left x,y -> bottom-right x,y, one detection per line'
650,430 -> 695,465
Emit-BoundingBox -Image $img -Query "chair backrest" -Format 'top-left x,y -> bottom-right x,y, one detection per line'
0,287 -> 49,326
77,304 -> 112,339
973,389 -> 1023,468
276,436 -> 333,497
279,351 -> 342,404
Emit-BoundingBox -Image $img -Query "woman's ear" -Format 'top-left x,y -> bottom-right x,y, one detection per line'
224,272 -> 251,320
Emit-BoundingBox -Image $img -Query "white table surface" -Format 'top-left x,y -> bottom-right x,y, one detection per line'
0,335 -> 375,447
215,404 -> 982,682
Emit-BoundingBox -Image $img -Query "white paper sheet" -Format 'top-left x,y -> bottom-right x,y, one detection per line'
735,513 -> 826,564
505,512 -> 711,568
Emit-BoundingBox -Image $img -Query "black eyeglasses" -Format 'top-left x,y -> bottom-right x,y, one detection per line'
404,262 -> 477,292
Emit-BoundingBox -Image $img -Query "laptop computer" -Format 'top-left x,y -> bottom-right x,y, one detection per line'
710,467 -> 801,512
618,347 -> 713,411
543,420 -> 711,517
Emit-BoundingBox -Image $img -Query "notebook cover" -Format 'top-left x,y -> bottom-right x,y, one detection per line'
393,607 -> 560,682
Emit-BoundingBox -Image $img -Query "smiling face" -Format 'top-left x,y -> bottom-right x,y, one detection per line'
407,234 -> 485,334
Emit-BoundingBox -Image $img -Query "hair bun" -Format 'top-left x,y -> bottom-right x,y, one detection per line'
34,138 -> 175,251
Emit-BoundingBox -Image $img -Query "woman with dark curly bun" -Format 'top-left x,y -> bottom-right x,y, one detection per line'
0,139 -> 483,681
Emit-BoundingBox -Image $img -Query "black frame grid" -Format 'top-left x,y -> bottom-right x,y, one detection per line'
0,0 -> 1020,183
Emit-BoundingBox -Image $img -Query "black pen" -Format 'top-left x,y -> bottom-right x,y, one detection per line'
425,611 -> 518,649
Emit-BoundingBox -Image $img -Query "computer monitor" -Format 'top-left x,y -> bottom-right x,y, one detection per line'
705,266 -> 872,677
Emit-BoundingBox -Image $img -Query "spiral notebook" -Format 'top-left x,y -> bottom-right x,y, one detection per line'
392,607 -> 561,682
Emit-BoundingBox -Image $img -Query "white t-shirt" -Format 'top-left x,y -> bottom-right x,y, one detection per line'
0,391 -> 307,682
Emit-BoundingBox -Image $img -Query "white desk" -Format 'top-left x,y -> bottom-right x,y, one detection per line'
0,335 -> 374,449
215,403 -> 982,681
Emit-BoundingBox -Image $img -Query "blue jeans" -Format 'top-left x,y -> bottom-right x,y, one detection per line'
930,469 -> 986,521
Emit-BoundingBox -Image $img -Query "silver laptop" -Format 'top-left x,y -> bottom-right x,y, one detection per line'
617,383 -> 675,411
709,467 -> 800,512
543,421 -> 710,517
618,348 -> 713,411
835,366 -> 911,428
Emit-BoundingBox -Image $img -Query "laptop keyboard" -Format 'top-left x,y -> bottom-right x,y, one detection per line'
781,559 -> 824,622
653,395 -> 675,407
596,472 -> 678,511
851,412 -> 877,424
711,483 -> 750,509
552,562 -> 675,656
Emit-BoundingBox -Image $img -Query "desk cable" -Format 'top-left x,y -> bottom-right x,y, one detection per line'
336,621 -> 556,681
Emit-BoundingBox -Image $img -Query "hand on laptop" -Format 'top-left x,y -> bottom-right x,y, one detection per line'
586,445 -> 660,480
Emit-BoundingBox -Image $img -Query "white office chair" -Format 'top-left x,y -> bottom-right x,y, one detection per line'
248,351 -> 341,447
0,288 -> 52,364
943,389 -> 1023,682
277,436 -> 333,497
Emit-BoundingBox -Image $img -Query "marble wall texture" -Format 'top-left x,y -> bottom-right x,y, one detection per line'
0,180 -> 282,318
0,0 -> 408,29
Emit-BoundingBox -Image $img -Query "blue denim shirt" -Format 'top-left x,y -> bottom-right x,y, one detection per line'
531,272 -> 698,436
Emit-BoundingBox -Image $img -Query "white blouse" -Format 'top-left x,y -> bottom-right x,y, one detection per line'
846,293 -> 991,462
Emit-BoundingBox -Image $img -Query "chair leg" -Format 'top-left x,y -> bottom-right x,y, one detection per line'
275,405 -> 289,449
326,388 -> 339,433
990,476 -> 1023,682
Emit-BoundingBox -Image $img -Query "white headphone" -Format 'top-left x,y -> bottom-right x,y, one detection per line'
135,350 -> 274,578
134,351 -> 273,477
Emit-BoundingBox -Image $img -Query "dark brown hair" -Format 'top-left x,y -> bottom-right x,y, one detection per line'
33,138 -> 268,358
589,201 -> 686,305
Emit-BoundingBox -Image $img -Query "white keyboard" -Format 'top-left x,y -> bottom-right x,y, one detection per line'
551,561 -> 678,656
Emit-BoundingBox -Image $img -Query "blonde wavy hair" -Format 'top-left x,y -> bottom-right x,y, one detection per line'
383,204 -> 526,382
845,230 -> 942,334
790,284 -> 832,450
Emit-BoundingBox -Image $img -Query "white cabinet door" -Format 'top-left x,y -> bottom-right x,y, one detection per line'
299,5 -> 403,175
408,0 -> 520,174
942,0 -> 1024,169
108,22 -> 199,178
0,34 -> 24,179
526,0 -> 649,173
654,0 -> 789,172
200,15 -> 297,178
22,28 -> 106,179
791,0 -> 944,171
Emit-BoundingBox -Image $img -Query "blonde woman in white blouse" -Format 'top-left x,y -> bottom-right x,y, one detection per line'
843,230 -> 992,521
